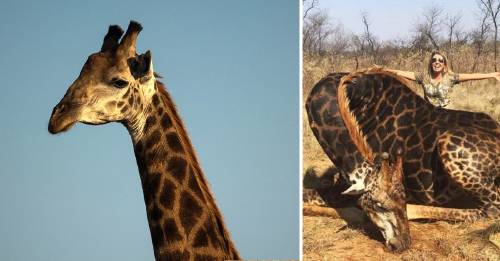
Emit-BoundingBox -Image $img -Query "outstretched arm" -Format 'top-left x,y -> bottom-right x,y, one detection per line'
458,72 -> 500,83
383,69 -> 417,81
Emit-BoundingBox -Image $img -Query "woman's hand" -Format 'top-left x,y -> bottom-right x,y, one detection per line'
492,72 -> 500,82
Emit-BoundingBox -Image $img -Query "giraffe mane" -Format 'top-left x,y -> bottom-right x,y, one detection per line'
337,67 -> 412,164
337,74 -> 375,163
154,80 -> 239,256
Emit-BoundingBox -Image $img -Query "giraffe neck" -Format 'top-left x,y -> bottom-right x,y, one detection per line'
125,81 -> 239,260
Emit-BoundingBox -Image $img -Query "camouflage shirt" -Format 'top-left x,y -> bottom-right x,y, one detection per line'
415,72 -> 460,107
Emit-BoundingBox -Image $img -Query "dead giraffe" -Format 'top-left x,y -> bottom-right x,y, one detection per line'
48,21 -> 240,261
305,68 -> 500,251
337,68 -> 500,220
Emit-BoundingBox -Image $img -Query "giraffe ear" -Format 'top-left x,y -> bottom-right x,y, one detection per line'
127,50 -> 153,81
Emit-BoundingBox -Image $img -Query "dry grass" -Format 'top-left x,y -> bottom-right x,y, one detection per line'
448,82 -> 500,121
302,52 -> 500,260
304,216 -> 500,261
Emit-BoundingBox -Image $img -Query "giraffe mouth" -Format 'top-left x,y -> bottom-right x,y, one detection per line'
48,104 -> 78,134
48,116 -> 77,134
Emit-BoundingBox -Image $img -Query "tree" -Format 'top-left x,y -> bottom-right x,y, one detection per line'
471,13 -> 491,72
478,0 -> 500,71
361,12 -> 380,63
414,5 -> 444,51
303,0 -> 318,19
303,11 -> 334,55
444,12 -> 462,50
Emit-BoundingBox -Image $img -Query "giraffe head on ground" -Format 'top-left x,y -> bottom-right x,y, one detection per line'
359,150 -> 410,252
49,21 -> 155,134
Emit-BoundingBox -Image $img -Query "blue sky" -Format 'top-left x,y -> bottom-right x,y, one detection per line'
0,0 -> 298,260
319,0 -> 482,40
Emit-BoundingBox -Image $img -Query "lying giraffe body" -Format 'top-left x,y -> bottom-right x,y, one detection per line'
49,21 -> 240,261
305,72 -> 375,196
305,68 -> 500,251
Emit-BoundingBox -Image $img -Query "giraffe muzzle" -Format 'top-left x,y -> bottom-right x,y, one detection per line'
48,102 -> 79,134
386,232 -> 411,252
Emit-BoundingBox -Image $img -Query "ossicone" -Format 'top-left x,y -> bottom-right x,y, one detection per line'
117,20 -> 143,58
101,25 -> 124,52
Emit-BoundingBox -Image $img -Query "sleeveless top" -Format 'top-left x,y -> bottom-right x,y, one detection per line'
415,72 -> 460,107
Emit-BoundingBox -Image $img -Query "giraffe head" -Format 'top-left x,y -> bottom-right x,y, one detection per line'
360,150 -> 411,252
48,21 -> 155,134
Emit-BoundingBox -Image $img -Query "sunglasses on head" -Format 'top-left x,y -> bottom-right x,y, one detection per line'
431,57 -> 445,63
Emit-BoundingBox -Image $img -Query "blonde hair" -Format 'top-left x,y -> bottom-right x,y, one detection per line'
427,50 -> 453,76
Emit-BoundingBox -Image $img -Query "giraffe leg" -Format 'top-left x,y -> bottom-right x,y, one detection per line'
303,204 -> 366,223
303,167 -> 359,208
303,188 -> 328,206
438,130 -> 500,219
302,170 -> 365,224
406,204 -> 483,221
302,176 -> 360,220
304,204 -> 484,222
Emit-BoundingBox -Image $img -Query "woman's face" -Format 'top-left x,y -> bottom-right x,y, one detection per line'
431,54 -> 445,74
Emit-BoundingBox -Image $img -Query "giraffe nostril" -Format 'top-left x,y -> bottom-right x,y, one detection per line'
387,238 -> 402,252
57,104 -> 66,114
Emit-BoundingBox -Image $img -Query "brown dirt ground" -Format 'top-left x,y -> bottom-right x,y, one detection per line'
302,58 -> 500,260
303,216 -> 500,260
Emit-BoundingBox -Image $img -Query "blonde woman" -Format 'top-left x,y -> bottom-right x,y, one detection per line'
387,50 -> 500,107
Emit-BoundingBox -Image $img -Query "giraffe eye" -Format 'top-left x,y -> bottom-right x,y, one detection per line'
374,202 -> 386,211
111,78 -> 129,88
